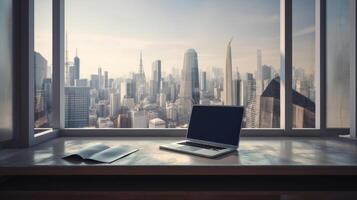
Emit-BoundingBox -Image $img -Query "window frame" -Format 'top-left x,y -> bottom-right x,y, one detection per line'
18,0 -> 354,147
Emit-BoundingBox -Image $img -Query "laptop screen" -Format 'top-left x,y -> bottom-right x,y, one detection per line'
187,105 -> 244,146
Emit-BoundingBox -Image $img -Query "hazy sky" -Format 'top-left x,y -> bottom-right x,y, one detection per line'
35,0 -> 316,79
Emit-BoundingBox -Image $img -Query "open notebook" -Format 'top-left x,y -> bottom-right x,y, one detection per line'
63,144 -> 138,163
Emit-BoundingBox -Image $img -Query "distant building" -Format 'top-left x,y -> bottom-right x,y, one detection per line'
75,79 -> 88,87
109,93 -> 120,117
149,118 -> 166,128
90,74 -> 99,90
129,110 -> 147,128
117,114 -> 131,128
258,77 -> 315,128
65,87 -> 90,128
97,117 -> 114,128
224,39 -> 233,105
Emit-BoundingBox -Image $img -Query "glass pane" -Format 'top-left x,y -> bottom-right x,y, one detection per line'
0,0 -> 13,141
292,0 -> 316,128
65,0 -> 280,128
326,0 -> 354,128
34,0 -> 53,129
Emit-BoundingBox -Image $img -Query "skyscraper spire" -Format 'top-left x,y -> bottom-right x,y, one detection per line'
224,38 -> 234,105
139,50 -> 143,75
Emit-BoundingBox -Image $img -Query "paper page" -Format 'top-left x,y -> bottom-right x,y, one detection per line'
88,145 -> 138,163
73,143 -> 110,159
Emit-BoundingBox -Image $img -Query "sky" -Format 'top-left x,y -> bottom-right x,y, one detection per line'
35,0 -> 316,80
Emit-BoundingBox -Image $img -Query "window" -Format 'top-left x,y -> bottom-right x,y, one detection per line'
292,0 -> 316,128
34,0 -> 53,130
64,0 -> 281,129
0,0 -> 13,141
326,0 -> 353,128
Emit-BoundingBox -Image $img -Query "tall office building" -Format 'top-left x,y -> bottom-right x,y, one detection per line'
178,49 -> 199,124
65,87 -> 90,128
129,110 -> 147,128
258,77 -> 315,128
224,39 -> 234,105
109,92 -> 120,117
120,79 -> 136,102
34,52 -> 48,90
200,71 -> 207,93
256,49 -> 263,95
90,75 -> 99,90
178,49 -> 200,105
134,51 -> 147,102
69,49 -> 80,86
104,71 -> 108,88
117,114 -> 131,128
98,67 -> 103,89
151,60 -> 161,101
242,73 -> 256,128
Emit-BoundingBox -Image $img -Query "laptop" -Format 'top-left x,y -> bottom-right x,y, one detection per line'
159,105 -> 244,158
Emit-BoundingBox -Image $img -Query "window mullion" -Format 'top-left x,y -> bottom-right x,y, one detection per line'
280,0 -> 293,134
52,0 -> 65,129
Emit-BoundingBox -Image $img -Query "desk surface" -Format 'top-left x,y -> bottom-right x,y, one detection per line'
1,137 -> 357,175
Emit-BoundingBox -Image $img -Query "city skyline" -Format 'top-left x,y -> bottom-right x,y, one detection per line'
35,0 -> 316,80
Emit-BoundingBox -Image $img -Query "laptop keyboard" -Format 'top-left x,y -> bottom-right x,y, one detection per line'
179,141 -> 225,151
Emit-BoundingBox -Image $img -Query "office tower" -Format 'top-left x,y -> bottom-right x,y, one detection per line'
117,114 -> 131,128
34,52 -> 48,90
151,60 -> 161,101
43,78 -> 52,114
258,77 -> 315,128
90,74 -> 99,90
69,49 -> 80,86
262,65 -> 272,90
129,110 -> 147,128
120,79 -> 136,102
149,118 -> 166,128
178,49 -> 198,124
97,117 -> 114,128
224,39 -> 234,105
109,93 -> 120,117
104,71 -> 108,88
200,71 -> 207,93
242,73 -> 256,128
75,79 -> 88,87
98,67 -> 103,89
65,87 -> 90,128
134,51 -> 147,102
65,33 -> 70,86
96,100 -> 108,118
256,49 -> 263,95
233,79 -> 241,106
122,98 -> 135,110
159,93 -> 166,107
166,103 -> 178,123
108,78 -> 114,89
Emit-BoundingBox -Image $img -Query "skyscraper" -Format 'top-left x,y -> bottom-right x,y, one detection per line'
179,49 -> 200,105
151,60 -> 161,101
34,52 -> 48,90
69,48 -> 80,86
109,92 -> 120,117
98,67 -> 103,89
177,49 -> 199,125
224,39 -> 233,105
200,71 -> 207,93
65,87 -> 90,128
104,71 -> 108,88
256,49 -> 263,95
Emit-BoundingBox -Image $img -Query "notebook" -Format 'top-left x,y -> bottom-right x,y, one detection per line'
63,143 -> 138,163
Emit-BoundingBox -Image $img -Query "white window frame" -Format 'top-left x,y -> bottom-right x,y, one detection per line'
16,0 -> 353,147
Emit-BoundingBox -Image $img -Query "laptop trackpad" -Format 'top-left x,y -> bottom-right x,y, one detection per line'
176,145 -> 201,152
